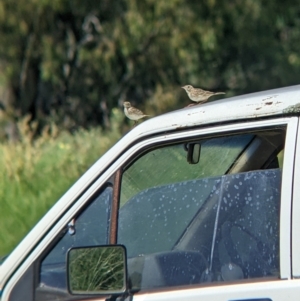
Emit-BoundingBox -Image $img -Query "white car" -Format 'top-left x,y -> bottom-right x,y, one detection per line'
1,85 -> 300,301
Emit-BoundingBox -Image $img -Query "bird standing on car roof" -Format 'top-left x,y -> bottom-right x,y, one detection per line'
182,85 -> 225,105
123,101 -> 149,125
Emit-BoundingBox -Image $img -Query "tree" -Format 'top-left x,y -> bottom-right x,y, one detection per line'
0,0 -> 299,140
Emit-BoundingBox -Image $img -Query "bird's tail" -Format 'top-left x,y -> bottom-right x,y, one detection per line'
214,92 -> 225,95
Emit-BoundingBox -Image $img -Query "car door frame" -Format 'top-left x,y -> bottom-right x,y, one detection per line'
292,116 -> 300,278
1,116 -> 298,301
128,117 -> 299,301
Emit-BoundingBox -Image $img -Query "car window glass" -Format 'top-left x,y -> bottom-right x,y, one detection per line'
118,129 -> 285,291
38,186 -> 112,292
121,135 -> 253,205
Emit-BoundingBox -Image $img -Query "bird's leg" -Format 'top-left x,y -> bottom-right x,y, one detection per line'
185,103 -> 197,108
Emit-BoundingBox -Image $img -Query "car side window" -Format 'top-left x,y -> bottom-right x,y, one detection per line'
37,186 -> 112,294
118,129 -> 285,291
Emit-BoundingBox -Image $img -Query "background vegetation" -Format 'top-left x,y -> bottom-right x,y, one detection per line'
0,110 -> 121,255
1,0 -> 300,256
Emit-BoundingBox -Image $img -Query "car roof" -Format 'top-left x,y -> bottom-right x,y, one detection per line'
92,84 -> 300,199
134,84 -> 300,137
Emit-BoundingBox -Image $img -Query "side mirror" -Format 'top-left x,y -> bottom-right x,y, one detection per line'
67,245 -> 127,295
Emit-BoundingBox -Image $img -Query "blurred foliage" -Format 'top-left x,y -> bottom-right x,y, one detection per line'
0,110 -> 122,256
0,0 -> 300,140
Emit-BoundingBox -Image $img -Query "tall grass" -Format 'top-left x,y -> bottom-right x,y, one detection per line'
0,110 -> 122,256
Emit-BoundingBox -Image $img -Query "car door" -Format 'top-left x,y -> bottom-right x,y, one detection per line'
2,117 -> 298,301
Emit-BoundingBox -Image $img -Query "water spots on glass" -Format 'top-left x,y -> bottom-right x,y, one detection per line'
118,169 -> 281,285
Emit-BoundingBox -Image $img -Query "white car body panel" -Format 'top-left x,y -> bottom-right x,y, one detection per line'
132,279 -> 300,301
292,118 -> 300,278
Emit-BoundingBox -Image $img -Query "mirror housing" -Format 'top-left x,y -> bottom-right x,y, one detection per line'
67,245 -> 127,295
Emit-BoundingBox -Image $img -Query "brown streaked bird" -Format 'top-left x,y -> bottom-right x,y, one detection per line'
182,85 -> 225,105
123,101 -> 149,125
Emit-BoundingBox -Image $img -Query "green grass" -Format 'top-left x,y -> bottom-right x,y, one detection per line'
0,111 -> 122,257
